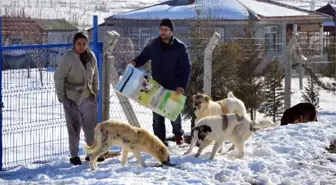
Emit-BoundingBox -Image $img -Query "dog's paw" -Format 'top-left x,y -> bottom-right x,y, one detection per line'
194,153 -> 200,158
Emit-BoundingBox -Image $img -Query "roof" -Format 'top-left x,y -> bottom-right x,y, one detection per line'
106,0 -> 331,22
316,3 -> 336,17
238,0 -> 309,17
2,16 -> 42,35
107,0 -> 254,21
35,19 -> 78,31
275,0 -> 336,12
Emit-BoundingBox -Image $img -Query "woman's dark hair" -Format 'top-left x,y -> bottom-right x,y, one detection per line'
73,32 -> 89,45
73,32 -> 92,66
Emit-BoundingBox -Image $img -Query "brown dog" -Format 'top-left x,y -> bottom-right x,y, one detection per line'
83,120 -> 172,170
280,102 -> 317,125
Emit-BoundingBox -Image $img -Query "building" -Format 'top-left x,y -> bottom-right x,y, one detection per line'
35,19 -> 78,44
91,0 -> 332,63
1,17 -> 78,69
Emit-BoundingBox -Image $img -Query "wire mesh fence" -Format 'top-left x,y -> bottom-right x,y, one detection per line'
1,41 -> 104,170
1,44 -> 73,170
107,25 -> 336,132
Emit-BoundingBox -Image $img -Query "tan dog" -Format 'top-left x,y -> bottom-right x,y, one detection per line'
83,120 -> 172,171
192,93 -> 222,123
192,91 -> 247,123
217,92 -> 247,117
184,113 -> 280,160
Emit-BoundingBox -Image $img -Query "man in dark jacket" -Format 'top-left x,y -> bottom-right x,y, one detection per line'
130,18 -> 191,146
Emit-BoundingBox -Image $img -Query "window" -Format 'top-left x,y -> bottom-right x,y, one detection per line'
11,38 -> 22,46
264,26 -> 278,52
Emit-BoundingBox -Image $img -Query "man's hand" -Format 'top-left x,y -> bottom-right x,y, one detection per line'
129,61 -> 136,66
175,87 -> 185,95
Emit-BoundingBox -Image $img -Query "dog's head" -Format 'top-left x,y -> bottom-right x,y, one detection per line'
157,145 -> 172,166
192,125 -> 212,147
192,93 -> 211,111
193,125 -> 212,141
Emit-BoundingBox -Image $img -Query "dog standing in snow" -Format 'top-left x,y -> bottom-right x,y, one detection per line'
192,91 -> 247,123
281,102 -> 317,125
192,91 -> 247,151
183,113 -> 280,160
83,120 -> 172,171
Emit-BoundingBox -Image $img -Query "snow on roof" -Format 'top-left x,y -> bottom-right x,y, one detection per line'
274,0 -> 336,11
109,0 -> 251,20
237,0 -> 309,17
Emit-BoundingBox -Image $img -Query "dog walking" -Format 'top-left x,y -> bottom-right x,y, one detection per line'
130,18 -> 191,146
54,32 -> 105,165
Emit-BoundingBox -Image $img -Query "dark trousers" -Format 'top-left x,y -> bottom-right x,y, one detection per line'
152,112 -> 184,143
63,96 -> 98,157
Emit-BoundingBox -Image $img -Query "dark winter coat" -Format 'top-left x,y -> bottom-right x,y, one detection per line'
133,36 -> 191,91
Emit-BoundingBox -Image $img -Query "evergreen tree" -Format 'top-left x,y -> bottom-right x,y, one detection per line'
231,21 -> 267,120
301,73 -> 320,110
259,59 -> 284,122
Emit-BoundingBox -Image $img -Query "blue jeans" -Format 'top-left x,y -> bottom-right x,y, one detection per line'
152,112 -> 184,143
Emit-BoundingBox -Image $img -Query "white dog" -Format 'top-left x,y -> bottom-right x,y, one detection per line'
192,91 -> 246,123
184,113 -> 280,160
192,91 -> 247,151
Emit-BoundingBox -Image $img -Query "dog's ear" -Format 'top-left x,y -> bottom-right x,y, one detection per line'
204,95 -> 211,102
201,125 -> 212,133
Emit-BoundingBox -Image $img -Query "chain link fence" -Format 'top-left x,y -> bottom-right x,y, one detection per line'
105,23 -> 336,135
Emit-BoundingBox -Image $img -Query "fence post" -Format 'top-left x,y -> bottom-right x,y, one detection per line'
203,32 -> 220,96
284,33 -> 298,110
0,16 -> 3,171
103,31 -> 140,127
92,15 -> 103,123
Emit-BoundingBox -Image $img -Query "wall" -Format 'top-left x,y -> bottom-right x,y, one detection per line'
46,31 -> 76,68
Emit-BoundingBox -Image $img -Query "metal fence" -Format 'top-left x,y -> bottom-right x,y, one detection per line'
2,14 -> 336,171
109,24 -> 336,130
0,16 -> 103,170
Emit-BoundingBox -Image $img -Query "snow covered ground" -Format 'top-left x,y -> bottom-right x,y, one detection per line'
1,67 -> 336,184
0,112 -> 335,184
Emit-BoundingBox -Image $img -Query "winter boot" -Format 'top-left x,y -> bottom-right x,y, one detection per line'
70,156 -> 82,165
175,136 -> 185,145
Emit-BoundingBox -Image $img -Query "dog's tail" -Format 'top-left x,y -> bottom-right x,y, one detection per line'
251,119 -> 280,131
227,91 -> 235,99
83,126 -> 103,154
